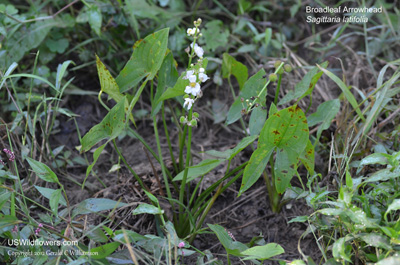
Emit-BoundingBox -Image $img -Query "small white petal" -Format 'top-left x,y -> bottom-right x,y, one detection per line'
199,68 -> 205,73
191,83 -> 201,96
185,86 -> 193,95
199,73 -> 209,83
188,75 -> 197,83
183,98 -> 194,109
194,45 -> 204,58
183,70 -> 194,79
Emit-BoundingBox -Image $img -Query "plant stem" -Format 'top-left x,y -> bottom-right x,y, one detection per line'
162,104 -> 178,174
274,73 -> 282,105
178,106 -> 193,228
250,62 -> 284,112
153,115 -> 176,220
178,128 -> 186,172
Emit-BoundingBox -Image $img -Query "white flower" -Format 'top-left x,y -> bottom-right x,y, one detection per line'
183,98 -> 195,109
199,68 -> 205,73
190,42 -> 204,58
187,28 -> 199,36
183,70 -> 195,79
184,75 -> 201,96
186,28 -> 195,36
198,72 -> 209,83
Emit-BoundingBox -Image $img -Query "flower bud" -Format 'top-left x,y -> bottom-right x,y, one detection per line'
180,116 -> 186,123
193,112 -> 199,118
274,60 -> 282,69
277,68 -> 284,75
190,119 -> 198,127
197,18 -> 202,24
284,64 -> 292,72
269,73 -> 278,82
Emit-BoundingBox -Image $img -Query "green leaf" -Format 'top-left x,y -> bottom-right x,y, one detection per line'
55,60 -> 74,92
151,51 -> 178,117
35,186 -> 67,206
0,215 -> 21,230
249,106 -> 267,136
240,243 -> 284,261
364,167 -> 400,183
239,146 -> 274,197
206,135 -> 258,160
222,53 -> 248,90
240,105 -> 309,195
226,69 -> 266,125
89,242 -> 120,259
81,99 -> 127,152
360,152 -> 391,166
173,159 -> 223,182
0,20 -> 58,69
26,157 -> 59,183
201,20 -> 229,52
318,208 -> 344,216
278,62 -> 328,105
132,203 -> 163,215
264,28 -> 272,49
299,139 -> 315,175
87,227 -> 108,243
288,216 -> 308,223
113,230 -> 147,243
274,148 -> 298,193
0,170 -> 18,180
317,65 -> 365,122
88,5 -> 102,36
345,206 -> 377,228
116,28 -> 169,93
379,226 -> 398,239
73,198 -> 127,217
359,233 -> 391,250
49,189 -> 62,215
385,199 -> 400,217
375,256 -> 400,265
332,237 -> 351,262
157,59 -> 208,103
0,190 -> 11,210
264,105 -> 309,153
307,99 -> 340,141
143,190 -> 159,205
208,224 -> 247,256
96,55 -> 125,103
84,143 -> 106,187
45,38 -> 69,54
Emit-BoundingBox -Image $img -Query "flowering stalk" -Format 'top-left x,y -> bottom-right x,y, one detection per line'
178,19 -> 209,234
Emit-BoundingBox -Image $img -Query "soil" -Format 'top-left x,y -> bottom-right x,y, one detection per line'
43,72 -> 325,264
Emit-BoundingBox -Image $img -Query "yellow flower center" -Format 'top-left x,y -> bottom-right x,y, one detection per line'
190,82 -> 196,88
